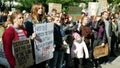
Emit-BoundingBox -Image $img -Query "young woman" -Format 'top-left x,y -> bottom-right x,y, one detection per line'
49,15 -> 64,68
79,16 -> 93,51
24,3 -> 48,68
2,11 -> 35,68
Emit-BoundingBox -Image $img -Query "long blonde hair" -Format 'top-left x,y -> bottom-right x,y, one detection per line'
31,3 -> 45,24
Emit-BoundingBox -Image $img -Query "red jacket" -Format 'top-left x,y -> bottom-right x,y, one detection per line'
2,26 -> 27,68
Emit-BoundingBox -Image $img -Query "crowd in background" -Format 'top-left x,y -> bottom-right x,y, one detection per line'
0,2 -> 120,68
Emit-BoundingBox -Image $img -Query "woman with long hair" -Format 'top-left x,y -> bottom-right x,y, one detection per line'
2,10 -> 35,68
24,3 -> 48,68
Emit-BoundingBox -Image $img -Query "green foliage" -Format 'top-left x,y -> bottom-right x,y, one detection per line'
108,0 -> 119,4
15,0 -> 90,13
16,0 -> 35,12
107,0 -> 120,12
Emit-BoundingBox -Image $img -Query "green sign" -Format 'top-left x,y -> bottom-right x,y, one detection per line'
68,6 -> 82,21
68,6 -> 82,14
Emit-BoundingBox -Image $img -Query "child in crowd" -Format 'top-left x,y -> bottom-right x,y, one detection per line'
71,32 -> 89,68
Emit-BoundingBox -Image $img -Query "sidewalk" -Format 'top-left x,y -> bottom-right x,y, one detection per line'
101,51 -> 120,68
101,56 -> 120,68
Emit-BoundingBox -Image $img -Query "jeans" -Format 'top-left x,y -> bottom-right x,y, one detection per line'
49,50 -> 64,68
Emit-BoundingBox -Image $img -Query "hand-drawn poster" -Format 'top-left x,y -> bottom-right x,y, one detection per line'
88,2 -> 100,16
34,23 -> 54,64
12,38 -> 34,68
49,3 -> 62,13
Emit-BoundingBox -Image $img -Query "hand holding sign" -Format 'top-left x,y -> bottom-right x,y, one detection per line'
31,33 -> 36,40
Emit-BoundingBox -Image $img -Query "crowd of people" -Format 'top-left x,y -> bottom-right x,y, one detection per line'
0,2 -> 120,68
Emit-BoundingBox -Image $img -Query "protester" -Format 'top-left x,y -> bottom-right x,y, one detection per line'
92,17 -> 107,68
111,16 -> 118,57
117,11 -> 120,49
79,16 -> 93,51
49,15 -> 64,68
24,3 -> 49,68
63,34 -> 74,68
50,8 -> 57,18
101,11 -> 112,64
46,15 -> 53,23
2,10 -> 35,68
24,12 -> 32,23
101,11 -> 112,52
1,2 -> 120,68
71,32 -> 89,68
60,14 -> 77,68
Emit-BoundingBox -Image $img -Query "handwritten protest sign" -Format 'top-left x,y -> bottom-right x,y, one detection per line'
12,38 -> 33,68
68,6 -> 82,21
34,23 -> 54,64
49,3 -> 62,13
0,40 -> 10,68
68,6 -> 82,14
93,43 -> 109,59
98,0 -> 108,12
88,2 -> 100,16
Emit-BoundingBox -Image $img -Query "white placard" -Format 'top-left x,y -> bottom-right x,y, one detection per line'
34,23 -> 54,64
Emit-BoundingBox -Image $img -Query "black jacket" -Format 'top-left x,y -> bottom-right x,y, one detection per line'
54,24 -> 63,51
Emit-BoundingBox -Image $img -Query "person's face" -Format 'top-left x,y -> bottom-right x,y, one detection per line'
64,18 -> 68,23
115,14 -> 118,18
76,36 -> 82,42
25,13 -> 30,19
47,17 -> 52,22
82,17 -> 88,25
54,16 -> 60,23
38,6 -> 43,14
103,12 -> 109,19
118,12 -> 120,18
53,16 -> 61,25
14,14 -> 24,27
52,11 -> 57,16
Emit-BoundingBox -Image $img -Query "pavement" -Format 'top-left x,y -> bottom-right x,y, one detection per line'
101,50 -> 120,68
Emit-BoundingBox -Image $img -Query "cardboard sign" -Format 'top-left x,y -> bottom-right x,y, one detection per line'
98,0 -> 108,12
34,23 -> 54,64
88,2 -> 100,16
68,6 -> 82,21
68,6 -> 82,14
93,43 -> 109,59
49,3 -> 62,13
13,38 -> 34,68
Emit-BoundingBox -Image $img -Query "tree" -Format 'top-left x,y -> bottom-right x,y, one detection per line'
16,0 -> 35,12
16,0 -> 90,13
107,0 -> 120,12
